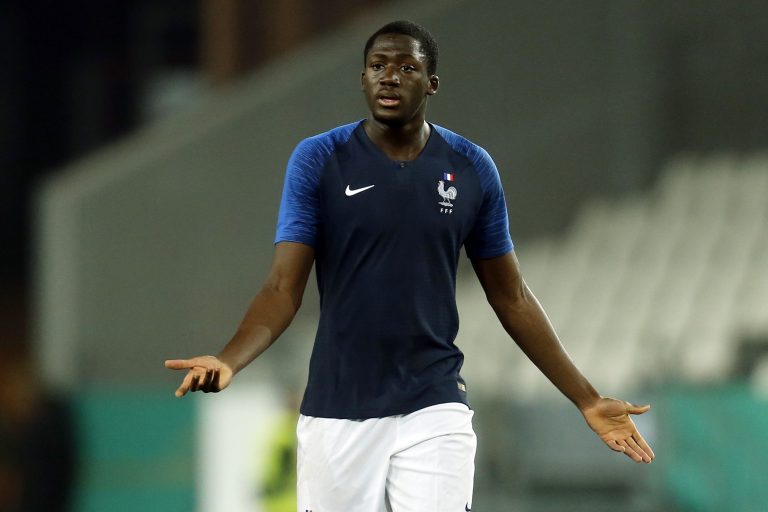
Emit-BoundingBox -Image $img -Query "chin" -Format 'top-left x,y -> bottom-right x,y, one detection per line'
371,109 -> 409,127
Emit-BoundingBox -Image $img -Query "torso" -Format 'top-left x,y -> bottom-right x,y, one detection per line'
275,120 -> 513,419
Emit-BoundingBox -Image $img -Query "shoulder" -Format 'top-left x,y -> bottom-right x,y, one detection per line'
291,121 -> 361,163
432,124 -> 500,193
432,124 -> 496,171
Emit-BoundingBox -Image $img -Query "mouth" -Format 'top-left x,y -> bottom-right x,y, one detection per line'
376,93 -> 401,108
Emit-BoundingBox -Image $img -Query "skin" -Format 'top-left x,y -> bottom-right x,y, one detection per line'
360,33 -> 439,161
165,33 -> 655,464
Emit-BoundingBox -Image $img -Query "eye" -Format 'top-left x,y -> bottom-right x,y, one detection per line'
370,63 -> 384,71
401,64 -> 416,72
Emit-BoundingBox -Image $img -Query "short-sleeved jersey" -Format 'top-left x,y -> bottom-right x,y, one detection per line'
275,120 -> 513,419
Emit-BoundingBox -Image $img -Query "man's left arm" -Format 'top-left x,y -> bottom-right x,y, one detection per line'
471,250 -> 655,464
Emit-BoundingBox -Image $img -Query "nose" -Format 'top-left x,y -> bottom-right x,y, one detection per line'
379,65 -> 400,85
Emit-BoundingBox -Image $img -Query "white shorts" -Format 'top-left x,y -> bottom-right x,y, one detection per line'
296,402 -> 476,512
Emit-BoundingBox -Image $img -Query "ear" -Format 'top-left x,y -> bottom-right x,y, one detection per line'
361,70 -> 366,91
426,74 -> 439,96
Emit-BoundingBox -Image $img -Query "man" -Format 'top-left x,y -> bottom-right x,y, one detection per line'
165,20 -> 654,512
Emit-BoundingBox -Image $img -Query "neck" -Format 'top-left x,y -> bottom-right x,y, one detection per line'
363,117 -> 430,161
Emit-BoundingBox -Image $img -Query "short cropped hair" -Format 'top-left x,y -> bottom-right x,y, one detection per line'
363,20 -> 439,75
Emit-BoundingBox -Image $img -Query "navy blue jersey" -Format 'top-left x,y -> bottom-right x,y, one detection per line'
275,121 -> 513,419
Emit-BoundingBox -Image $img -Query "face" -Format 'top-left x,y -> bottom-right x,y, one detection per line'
361,33 -> 439,127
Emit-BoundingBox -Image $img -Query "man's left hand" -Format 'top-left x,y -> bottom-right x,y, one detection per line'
581,397 -> 655,463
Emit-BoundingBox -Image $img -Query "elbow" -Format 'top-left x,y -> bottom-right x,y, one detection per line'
262,280 -> 304,314
486,281 -> 533,316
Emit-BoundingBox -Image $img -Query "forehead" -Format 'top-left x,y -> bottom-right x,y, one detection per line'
367,33 -> 425,61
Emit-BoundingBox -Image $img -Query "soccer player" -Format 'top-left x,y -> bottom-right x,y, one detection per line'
165,20 -> 654,512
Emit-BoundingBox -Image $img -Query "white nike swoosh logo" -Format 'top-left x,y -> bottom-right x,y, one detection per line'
345,184 -> 375,196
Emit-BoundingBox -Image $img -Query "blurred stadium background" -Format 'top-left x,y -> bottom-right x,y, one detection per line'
2,0 -> 767,511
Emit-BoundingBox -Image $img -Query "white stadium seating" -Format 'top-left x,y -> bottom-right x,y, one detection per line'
458,154 -> 768,399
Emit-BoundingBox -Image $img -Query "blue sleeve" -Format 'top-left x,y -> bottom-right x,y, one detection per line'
463,147 -> 514,259
274,123 -> 358,246
274,138 -> 325,247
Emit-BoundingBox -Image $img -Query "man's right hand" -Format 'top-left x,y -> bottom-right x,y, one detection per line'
164,355 -> 233,397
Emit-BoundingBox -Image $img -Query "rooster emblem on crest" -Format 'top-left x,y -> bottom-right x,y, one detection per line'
437,180 -> 458,207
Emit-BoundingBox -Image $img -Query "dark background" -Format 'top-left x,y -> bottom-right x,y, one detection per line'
0,0 -> 390,347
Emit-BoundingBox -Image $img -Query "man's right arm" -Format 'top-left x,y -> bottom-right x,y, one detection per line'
165,241 -> 314,397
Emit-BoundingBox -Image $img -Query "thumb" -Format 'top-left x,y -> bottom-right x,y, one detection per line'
626,403 -> 651,415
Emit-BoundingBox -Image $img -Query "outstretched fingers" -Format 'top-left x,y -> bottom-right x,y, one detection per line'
200,368 -> 221,393
165,358 -> 202,370
605,438 -> 645,463
175,370 -> 199,398
607,432 -> 654,464
625,436 -> 653,463
631,431 -> 655,462
198,368 -> 220,393
166,356 -> 223,397
617,439 -> 644,462
605,439 -> 625,454
165,354 -> 233,397
172,367 -> 223,397
625,403 -> 655,462
585,397 -> 656,464
199,368 -> 212,391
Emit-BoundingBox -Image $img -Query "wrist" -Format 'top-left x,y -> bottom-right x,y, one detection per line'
217,326 -> 273,376
574,390 -> 602,413
215,352 -> 239,375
